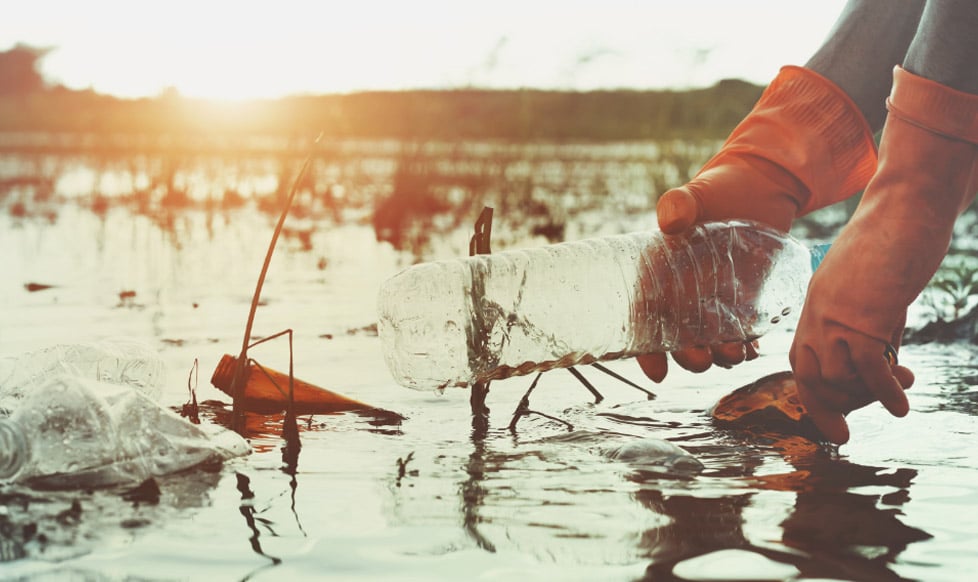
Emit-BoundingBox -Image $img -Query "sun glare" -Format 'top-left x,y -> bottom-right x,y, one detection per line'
10,0 -> 848,101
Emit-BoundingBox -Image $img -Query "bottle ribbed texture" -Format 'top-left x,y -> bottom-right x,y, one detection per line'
0,340 -> 166,410
0,420 -> 28,481
0,374 -> 250,488
378,221 -> 813,390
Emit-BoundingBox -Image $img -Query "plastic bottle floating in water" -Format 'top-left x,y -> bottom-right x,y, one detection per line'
378,220 -> 826,390
0,339 -> 166,410
0,375 -> 250,489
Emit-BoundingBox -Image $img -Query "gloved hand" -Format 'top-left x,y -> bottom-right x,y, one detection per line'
639,65 -> 878,382
791,66 -> 978,443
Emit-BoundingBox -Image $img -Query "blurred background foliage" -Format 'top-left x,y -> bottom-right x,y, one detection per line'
0,44 -> 762,141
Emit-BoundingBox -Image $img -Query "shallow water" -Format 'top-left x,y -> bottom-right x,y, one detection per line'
2,194 -> 977,580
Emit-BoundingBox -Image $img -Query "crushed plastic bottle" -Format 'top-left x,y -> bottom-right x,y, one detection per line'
0,340 -> 166,411
0,341 -> 248,489
378,220 -> 823,390
0,374 -> 250,489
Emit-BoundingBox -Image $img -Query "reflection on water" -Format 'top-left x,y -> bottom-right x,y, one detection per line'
0,136 -> 717,259
1,141 -> 977,580
0,468 -> 228,564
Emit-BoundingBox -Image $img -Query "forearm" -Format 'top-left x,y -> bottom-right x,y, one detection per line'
905,0 -> 978,95
806,0 -> 926,131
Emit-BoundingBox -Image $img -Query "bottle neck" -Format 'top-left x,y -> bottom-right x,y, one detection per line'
0,418 -> 29,482
810,242 -> 832,271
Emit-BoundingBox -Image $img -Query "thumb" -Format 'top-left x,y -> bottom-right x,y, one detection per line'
657,187 -> 701,234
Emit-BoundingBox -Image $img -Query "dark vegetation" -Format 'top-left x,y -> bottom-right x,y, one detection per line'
0,83 -> 762,142
0,45 -> 762,143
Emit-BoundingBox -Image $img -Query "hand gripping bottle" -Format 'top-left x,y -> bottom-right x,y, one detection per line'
378,220 -> 825,390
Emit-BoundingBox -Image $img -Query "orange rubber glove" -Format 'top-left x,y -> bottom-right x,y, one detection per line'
790,66 -> 978,444
639,66 -> 878,382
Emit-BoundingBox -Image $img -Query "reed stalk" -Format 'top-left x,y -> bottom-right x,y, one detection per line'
229,133 -> 322,433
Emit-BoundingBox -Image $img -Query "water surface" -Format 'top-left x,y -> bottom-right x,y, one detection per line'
1,146 -> 976,581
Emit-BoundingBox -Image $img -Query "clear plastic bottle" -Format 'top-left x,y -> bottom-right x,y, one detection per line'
0,340 -> 166,411
0,374 -> 250,489
378,220 -> 822,390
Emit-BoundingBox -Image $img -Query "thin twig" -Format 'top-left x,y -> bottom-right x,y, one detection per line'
281,327 -> 300,474
469,207 -> 493,256
521,410 -> 575,431
590,362 -> 656,400
567,366 -> 603,404
395,451 -> 415,487
182,358 -> 200,424
508,372 -> 543,432
469,206 -> 494,435
248,328 -> 294,350
230,133 -> 323,433
508,372 -> 575,433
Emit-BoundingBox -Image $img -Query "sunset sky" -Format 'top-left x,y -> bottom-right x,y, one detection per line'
4,0 -> 848,100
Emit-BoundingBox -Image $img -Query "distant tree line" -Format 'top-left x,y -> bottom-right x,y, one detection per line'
0,44 -> 763,141
0,44 -> 50,95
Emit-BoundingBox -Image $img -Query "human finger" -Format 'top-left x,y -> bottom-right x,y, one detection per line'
711,342 -> 747,368
637,352 -> 668,383
812,356 -> 915,415
814,339 -> 860,386
656,187 -> 701,234
892,364 -> 914,389
851,341 -> 910,417
672,346 -> 714,373
792,343 -> 850,444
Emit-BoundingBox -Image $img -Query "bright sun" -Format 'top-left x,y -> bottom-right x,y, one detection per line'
12,0 -> 847,101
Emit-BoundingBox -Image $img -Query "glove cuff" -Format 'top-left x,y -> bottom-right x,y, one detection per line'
706,66 -> 878,216
766,66 -> 879,214
887,65 -> 978,145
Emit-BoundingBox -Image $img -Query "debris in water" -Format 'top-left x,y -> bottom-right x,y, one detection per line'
712,371 -> 827,441
395,451 -> 417,487
210,354 -> 400,418
600,437 -> 704,475
24,282 -> 55,293
181,359 -> 201,424
117,290 -> 138,308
